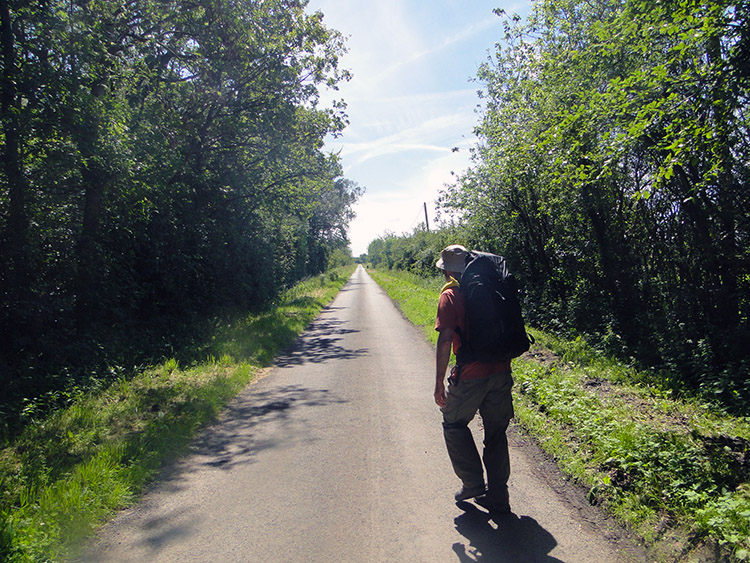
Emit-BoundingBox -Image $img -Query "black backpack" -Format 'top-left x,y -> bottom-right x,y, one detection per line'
456,251 -> 534,364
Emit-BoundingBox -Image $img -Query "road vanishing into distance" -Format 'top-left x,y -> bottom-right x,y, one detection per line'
80,266 -> 646,562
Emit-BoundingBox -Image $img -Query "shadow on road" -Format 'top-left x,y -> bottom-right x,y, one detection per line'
195,385 -> 345,472
154,385 -> 347,490
77,384 -> 348,562
337,280 -> 363,291
453,502 -> 563,562
275,310 -> 368,367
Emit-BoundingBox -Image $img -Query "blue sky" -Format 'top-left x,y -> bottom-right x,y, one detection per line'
306,0 -> 531,256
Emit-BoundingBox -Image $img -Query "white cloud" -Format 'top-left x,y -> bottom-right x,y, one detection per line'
372,16 -> 499,84
340,112 -> 471,168
306,0 -> 531,255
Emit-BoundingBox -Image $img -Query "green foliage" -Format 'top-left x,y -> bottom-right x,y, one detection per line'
514,354 -> 750,559
0,0 -> 362,438
0,266 -> 354,561
327,246 -> 355,269
438,0 -> 750,411
367,226 -> 473,276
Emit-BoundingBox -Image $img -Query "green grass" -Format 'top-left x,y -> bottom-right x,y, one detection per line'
369,267 -> 750,562
0,266 -> 355,562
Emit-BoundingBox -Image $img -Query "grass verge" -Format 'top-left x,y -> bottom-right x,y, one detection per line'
0,266 -> 355,562
369,267 -> 750,562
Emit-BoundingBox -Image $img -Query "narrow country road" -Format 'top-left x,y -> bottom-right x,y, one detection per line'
80,266 -> 645,562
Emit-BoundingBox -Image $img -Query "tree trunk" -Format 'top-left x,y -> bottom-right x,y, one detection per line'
73,103 -> 109,330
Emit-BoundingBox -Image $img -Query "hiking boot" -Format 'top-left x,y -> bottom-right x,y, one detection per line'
475,494 -> 511,514
454,484 -> 486,502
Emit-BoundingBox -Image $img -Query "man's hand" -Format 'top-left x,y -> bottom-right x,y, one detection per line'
434,379 -> 447,408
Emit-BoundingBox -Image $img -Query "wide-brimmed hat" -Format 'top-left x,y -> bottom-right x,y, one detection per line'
436,244 -> 468,273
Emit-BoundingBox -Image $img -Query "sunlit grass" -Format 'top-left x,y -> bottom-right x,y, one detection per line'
0,266 -> 355,562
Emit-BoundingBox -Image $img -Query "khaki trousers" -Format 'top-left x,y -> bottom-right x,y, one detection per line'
441,371 -> 514,502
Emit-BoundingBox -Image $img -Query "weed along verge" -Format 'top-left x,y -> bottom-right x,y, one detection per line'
0,266 -> 355,562
369,267 -> 750,562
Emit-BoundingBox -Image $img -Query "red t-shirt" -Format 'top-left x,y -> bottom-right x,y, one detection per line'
435,286 -> 511,379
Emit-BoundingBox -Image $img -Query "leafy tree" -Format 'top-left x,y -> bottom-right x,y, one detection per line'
0,0 -> 360,433
440,0 -> 749,407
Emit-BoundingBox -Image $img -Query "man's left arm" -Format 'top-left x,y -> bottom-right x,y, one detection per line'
435,327 -> 454,408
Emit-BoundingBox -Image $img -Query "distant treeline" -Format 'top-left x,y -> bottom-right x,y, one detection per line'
369,0 -> 749,412
0,0 -> 360,431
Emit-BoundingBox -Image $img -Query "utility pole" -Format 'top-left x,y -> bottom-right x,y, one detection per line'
424,202 -> 430,232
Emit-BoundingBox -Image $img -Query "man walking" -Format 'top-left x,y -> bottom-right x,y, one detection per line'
434,244 -> 514,513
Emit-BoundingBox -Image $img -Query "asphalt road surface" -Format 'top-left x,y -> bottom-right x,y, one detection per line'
80,265 -> 646,562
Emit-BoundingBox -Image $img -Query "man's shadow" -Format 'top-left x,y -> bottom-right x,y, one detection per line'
453,502 -> 564,562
